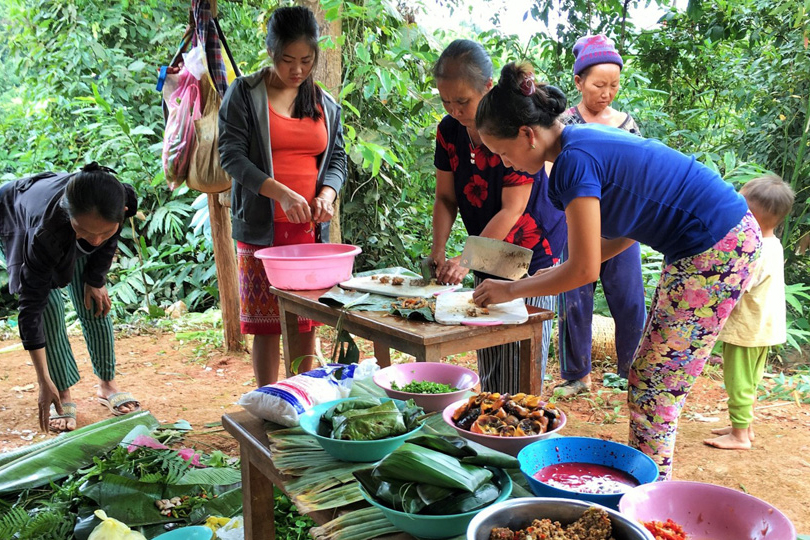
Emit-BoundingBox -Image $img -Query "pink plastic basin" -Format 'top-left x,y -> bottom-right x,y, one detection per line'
373,362 -> 479,413
442,398 -> 566,456
254,243 -> 361,291
618,480 -> 796,540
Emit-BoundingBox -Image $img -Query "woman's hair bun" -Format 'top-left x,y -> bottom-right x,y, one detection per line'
539,85 -> 568,117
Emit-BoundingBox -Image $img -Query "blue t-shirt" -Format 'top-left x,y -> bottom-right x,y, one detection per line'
549,124 -> 748,263
434,115 -> 567,274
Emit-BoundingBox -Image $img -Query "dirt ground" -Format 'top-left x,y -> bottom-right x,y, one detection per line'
1,330 -> 808,535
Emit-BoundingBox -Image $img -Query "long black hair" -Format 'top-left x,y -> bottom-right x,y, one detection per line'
433,39 -> 493,93
60,162 -> 132,223
476,62 -> 567,139
266,5 -> 323,120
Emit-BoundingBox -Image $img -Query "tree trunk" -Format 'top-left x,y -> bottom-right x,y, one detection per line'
208,192 -> 243,351
299,0 -> 343,243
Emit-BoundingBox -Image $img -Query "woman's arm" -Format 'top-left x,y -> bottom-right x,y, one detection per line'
477,183 -> 532,240
601,237 -> 635,261
473,196 -> 602,304
30,347 -> 60,431
431,170 -> 464,283
312,104 -> 347,223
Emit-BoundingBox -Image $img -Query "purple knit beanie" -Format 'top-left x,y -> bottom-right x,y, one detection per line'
572,34 -> 623,76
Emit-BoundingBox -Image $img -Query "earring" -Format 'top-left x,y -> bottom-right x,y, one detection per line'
531,144 -> 536,149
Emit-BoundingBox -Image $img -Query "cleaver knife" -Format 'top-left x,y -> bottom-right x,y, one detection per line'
459,236 -> 532,281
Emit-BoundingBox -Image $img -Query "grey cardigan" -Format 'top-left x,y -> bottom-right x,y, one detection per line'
218,68 -> 347,245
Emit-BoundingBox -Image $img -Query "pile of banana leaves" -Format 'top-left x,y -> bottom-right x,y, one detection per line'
319,397 -> 423,441
0,412 -> 242,540
353,433 -> 513,516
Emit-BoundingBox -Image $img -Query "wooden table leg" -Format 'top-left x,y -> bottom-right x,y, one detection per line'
278,299 -> 301,380
373,341 -> 391,368
519,323 -> 544,395
241,447 -> 276,540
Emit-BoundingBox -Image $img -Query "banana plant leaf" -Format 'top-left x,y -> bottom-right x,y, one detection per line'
176,467 -> 242,486
332,400 -> 407,441
0,411 -> 159,495
79,474 -> 169,527
354,468 -> 425,514
407,433 -> 519,469
421,480 -> 500,515
373,442 -> 492,492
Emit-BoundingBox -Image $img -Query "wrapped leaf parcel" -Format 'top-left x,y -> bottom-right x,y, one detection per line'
352,434 -> 511,516
319,397 -> 423,441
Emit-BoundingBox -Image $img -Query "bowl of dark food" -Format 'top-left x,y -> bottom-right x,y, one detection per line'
466,497 -> 655,540
517,436 -> 659,510
298,396 -> 425,462
442,392 -> 566,456
373,362 -> 480,412
254,243 -> 361,290
353,433 -> 514,539
619,480 -> 796,540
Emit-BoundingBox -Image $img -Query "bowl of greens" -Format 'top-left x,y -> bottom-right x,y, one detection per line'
373,362 -> 479,412
298,397 -> 425,462
353,433 -> 514,539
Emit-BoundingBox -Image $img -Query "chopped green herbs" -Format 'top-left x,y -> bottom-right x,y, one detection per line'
391,380 -> 457,394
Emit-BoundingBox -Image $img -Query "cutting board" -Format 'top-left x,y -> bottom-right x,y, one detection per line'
339,273 -> 458,298
435,291 -> 529,326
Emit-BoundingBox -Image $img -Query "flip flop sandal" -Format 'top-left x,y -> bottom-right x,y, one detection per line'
48,402 -> 77,433
98,392 -> 141,416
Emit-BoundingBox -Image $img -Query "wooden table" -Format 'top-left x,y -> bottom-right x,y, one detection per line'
272,287 -> 554,396
222,410 -> 413,540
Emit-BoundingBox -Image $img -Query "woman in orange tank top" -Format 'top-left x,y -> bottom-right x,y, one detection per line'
219,6 -> 347,386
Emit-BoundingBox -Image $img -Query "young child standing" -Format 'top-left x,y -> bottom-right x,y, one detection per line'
704,174 -> 794,450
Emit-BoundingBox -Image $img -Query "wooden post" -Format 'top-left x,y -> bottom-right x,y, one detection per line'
207,192 -> 243,351
300,0 -> 343,243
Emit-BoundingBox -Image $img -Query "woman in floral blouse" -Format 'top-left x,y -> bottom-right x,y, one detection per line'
430,39 -> 567,394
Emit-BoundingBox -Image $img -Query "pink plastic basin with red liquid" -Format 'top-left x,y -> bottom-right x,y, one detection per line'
254,243 -> 361,291
618,480 -> 796,540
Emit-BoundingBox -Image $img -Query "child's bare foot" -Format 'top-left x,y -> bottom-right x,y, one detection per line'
704,429 -> 751,450
710,425 -> 755,441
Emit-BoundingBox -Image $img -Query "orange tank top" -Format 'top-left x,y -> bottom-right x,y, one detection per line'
268,102 -> 328,223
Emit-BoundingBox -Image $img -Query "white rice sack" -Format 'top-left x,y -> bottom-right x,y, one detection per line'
238,363 -> 359,427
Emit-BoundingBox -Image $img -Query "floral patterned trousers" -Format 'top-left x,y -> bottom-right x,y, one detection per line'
628,211 -> 761,480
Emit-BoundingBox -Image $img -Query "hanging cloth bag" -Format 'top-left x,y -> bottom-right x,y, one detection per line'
186,70 -> 230,192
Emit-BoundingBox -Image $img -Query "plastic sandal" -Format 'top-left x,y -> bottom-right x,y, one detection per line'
48,402 -> 77,432
98,392 -> 141,416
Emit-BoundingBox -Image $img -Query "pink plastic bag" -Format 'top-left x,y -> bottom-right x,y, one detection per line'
162,67 -> 202,189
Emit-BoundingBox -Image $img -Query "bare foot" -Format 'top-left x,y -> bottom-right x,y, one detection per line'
97,380 -> 140,415
704,431 -> 752,450
710,425 -> 755,441
49,390 -> 77,432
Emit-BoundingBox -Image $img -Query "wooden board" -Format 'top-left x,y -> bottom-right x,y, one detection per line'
435,291 -> 529,326
339,273 -> 458,298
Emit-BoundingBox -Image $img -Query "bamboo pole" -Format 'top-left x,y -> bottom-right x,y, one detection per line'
207,192 -> 243,351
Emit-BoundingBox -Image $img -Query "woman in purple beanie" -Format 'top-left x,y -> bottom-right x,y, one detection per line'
553,34 -> 648,398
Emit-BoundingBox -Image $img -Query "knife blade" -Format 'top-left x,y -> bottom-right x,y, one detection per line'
459,236 -> 532,280
419,256 -> 437,281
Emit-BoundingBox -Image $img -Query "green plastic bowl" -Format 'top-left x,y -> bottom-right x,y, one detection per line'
298,397 -> 424,462
358,467 -> 513,539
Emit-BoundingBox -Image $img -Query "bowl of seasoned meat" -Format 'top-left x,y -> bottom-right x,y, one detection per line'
466,497 -> 654,540
442,392 -> 565,456
619,480 -> 796,540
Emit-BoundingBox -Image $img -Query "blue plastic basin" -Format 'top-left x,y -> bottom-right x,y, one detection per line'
517,436 -> 659,509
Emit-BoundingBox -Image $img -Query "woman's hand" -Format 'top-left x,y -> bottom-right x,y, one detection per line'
472,278 -> 514,307
278,190 -> 313,224
84,283 -> 111,317
37,375 -> 60,432
435,255 -> 469,285
311,196 -> 335,223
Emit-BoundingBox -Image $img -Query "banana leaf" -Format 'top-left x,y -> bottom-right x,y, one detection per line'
373,442 -> 492,492
422,481 -> 500,515
407,433 -> 519,469
331,400 -> 407,441
0,411 -> 159,495
176,467 -> 242,486
354,468 -> 425,514
323,397 -> 383,421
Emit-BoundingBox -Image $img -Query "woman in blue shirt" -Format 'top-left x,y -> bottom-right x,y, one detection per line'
472,62 -> 761,480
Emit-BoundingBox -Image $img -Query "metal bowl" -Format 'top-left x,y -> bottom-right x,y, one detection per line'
466,497 -> 655,540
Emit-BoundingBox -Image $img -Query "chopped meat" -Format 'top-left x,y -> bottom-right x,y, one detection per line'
488,507 -> 615,540
379,275 -> 391,284
392,276 -> 405,285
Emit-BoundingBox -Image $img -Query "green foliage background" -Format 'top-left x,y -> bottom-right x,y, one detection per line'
0,0 -> 808,348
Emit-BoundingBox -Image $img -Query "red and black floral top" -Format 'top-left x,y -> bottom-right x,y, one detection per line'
434,115 -> 566,277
